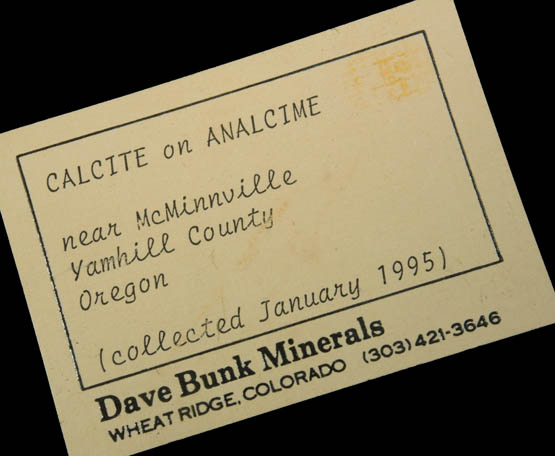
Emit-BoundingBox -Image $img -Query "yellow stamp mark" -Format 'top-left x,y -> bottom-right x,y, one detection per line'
372,52 -> 418,101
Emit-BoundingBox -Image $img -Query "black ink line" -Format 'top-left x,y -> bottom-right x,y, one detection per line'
17,30 -> 503,390
422,31 -> 502,262
16,157 -> 85,391
82,259 -> 503,390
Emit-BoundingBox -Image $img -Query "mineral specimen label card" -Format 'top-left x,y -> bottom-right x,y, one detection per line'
1,0 -> 553,454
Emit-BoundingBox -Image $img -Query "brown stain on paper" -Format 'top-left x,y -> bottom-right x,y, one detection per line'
344,55 -> 372,110
343,43 -> 429,109
372,51 -> 420,101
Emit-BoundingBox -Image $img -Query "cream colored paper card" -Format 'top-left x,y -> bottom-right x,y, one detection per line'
1,0 -> 553,454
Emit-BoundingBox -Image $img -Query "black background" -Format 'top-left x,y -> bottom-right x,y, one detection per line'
1,1 -> 552,453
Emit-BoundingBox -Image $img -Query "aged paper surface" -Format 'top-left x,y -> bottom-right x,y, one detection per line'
1,1 -> 553,454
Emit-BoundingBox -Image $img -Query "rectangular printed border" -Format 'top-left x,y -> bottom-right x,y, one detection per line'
17,31 -> 503,390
